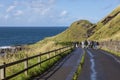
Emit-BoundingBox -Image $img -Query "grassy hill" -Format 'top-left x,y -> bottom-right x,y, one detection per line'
89,6 -> 120,41
53,5 -> 120,42
1,5 -> 120,80
51,20 -> 94,42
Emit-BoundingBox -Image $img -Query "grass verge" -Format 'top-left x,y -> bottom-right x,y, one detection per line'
5,48 -> 73,80
101,48 -> 120,57
72,51 -> 85,80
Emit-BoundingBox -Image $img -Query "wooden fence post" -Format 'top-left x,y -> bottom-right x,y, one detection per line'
0,62 -> 6,80
59,49 -> 61,54
55,50 -> 58,55
24,55 -> 28,76
40,55 -> 42,67
54,51 -> 56,56
49,53 -> 50,62
38,53 -> 41,67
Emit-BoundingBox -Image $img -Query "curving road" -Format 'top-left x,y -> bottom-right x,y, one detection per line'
78,48 -> 120,80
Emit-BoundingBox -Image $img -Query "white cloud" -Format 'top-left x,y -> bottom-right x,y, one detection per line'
29,0 -> 55,15
6,5 -> 16,13
60,10 -> 68,17
14,10 -> 24,16
1,0 -> 74,26
5,0 -> 55,17
49,0 -> 55,4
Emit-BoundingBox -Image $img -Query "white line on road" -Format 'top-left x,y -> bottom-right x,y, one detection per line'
87,50 -> 97,80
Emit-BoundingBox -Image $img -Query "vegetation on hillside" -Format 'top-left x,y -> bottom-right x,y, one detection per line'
89,6 -> 120,41
52,20 -> 95,42
0,38 -> 73,80
0,39 -> 63,64
0,5 -> 120,80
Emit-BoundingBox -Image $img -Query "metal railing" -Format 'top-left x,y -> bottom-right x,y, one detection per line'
0,46 -> 73,80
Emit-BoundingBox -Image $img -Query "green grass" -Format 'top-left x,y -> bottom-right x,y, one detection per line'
101,48 -> 120,57
89,6 -> 120,41
73,52 -> 85,80
0,37 -> 73,80
54,5 -> 120,42
3,48 -> 73,80
0,40 -> 63,64
1,5 -> 120,80
51,20 -> 94,42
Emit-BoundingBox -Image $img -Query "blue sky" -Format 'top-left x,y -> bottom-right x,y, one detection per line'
0,0 -> 120,27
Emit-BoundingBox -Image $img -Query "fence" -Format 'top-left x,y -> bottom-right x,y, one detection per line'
100,41 -> 120,52
0,46 -> 73,80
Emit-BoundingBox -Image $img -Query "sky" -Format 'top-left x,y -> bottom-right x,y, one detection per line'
0,0 -> 120,27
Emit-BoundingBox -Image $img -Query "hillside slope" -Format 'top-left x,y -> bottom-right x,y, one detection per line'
90,6 -> 120,41
52,20 -> 94,42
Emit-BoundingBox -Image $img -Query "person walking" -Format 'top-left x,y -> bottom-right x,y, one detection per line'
84,40 -> 88,48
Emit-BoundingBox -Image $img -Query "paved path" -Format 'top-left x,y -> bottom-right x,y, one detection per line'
78,48 -> 120,80
33,48 -> 84,80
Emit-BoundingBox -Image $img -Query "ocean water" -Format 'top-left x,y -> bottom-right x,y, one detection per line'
0,27 -> 67,46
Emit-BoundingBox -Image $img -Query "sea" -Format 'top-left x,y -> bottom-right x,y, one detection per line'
0,27 -> 67,47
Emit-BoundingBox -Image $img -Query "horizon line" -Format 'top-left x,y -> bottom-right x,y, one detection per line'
0,26 -> 69,27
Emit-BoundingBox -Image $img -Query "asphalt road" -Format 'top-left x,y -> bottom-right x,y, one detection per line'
78,48 -> 120,80
33,48 -> 84,80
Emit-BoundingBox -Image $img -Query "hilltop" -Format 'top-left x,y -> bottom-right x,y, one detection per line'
51,6 -> 120,42
51,20 -> 95,42
9,5 -> 120,61
89,6 -> 120,41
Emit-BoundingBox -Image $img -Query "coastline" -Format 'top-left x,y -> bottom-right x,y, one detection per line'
0,27 -> 68,56
0,44 -> 29,56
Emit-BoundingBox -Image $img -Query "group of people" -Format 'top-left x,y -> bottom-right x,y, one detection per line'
74,40 -> 99,49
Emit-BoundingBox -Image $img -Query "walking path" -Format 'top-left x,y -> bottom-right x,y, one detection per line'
32,48 -> 84,80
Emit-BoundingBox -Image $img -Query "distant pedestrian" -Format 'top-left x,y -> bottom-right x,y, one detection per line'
73,42 -> 76,48
96,42 -> 99,49
81,41 -> 85,48
87,40 -> 91,48
84,40 -> 88,48
90,41 -> 94,48
93,41 -> 99,49
76,42 -> 79,48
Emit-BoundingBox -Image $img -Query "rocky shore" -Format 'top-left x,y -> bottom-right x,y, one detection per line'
0,45 -> 26,56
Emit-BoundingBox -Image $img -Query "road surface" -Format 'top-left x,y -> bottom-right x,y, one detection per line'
78,48 -> 120,80
33,48 -> 84,80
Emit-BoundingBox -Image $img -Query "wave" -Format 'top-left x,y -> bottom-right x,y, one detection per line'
0,46 -> 13,49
